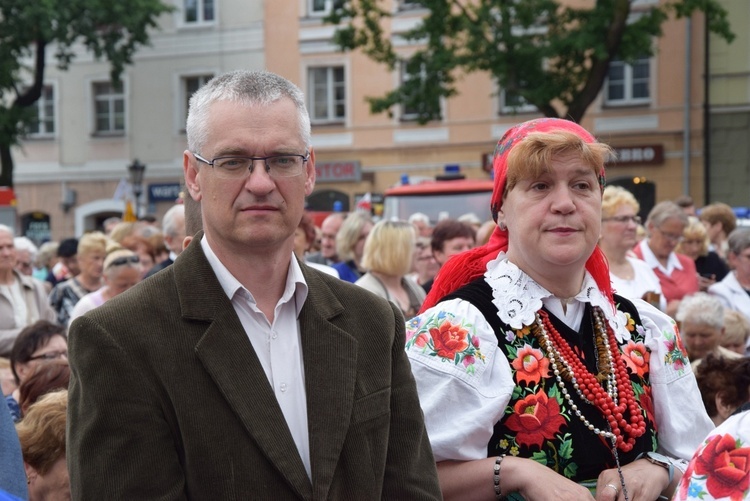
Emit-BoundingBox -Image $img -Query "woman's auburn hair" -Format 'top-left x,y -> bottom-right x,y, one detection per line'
15,390 -> 68,475
503,130 -> 612,197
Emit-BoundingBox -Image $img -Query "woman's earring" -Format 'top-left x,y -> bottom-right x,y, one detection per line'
499,221 -> 507,231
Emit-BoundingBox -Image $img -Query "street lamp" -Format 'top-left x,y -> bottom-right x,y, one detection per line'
128,159 -> 146,218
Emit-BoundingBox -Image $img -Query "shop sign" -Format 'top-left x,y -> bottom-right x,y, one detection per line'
611,145 -> 664,166
315,161 -> 361,183
148,183 -> 182,202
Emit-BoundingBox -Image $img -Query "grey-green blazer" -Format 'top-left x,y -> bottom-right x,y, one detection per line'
67,234 -> 441,500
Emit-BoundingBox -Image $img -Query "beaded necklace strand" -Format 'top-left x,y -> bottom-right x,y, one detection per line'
530,306 -> 648,501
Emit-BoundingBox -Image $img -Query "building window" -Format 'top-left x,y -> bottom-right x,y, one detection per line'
182,74 -> 213,127
184,0 -> 214,23
27,85 -> 55,137
606,56 -> 650,105
308,67 -> 345,124
500,86 -> 536,114
308,0 -> 343,16
400,61 -> 438,121
93,81 -> 125,134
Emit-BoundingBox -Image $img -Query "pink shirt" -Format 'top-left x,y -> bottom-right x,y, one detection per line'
633,241 -> 699,302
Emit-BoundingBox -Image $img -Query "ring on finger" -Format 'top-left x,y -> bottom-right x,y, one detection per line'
605,483 -> 619,496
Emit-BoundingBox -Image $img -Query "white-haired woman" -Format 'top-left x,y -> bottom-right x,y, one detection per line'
676,292 -> 741,367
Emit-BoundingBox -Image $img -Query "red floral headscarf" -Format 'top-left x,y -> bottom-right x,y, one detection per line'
420,117 -> 613,312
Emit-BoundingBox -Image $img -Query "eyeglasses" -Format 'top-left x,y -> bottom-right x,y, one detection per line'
106,255 -> 140,270
603,215 -> 642,225
193,152 -> 309,180
656,227 -> 684,243
28,350 -> 68,361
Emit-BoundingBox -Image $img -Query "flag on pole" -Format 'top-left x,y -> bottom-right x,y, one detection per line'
123,199 -> 137,222
356,193 -> 372,213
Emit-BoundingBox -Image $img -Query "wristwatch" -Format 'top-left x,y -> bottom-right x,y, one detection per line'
642,452 -> 675,484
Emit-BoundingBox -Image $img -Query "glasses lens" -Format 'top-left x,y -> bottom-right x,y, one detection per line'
267,155 -> 306,178
214,158 -> 253,179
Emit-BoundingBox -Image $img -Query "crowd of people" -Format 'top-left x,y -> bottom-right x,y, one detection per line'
1,70 -> 749,500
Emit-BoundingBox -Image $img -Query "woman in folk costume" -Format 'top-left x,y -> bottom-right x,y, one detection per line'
405,118 -> 713,501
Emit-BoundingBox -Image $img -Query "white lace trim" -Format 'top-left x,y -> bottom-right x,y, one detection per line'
484,253 -> 630,342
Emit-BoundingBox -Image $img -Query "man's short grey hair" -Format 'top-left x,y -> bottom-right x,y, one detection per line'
162,204 -> 185,239
14,236 -> 38,258
675,292 -> 725,330
646,200 -> 688,229
0,224 -> 13,238
186,70 -> 311,154
727,228 -> 750,255
408,213 -> 431,225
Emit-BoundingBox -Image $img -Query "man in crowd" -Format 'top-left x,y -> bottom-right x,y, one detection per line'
0,225 -> 56,356
67,70 -> 440,499
144,203 -> 186,278
305,212 -> 344,266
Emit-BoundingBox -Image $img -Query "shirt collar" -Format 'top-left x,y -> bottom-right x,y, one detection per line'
638,239 -> 683,273
200,236 -> 308,317
484,252 -> 628,342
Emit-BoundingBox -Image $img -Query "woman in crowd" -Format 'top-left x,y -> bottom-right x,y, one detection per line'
15,390 -> 70,501
293,213 -> 338,277
406,118 -> 711,500
632,201 -> 698,317
18,359 -> 69,417
699,202 -> 736,261
709,228 -> 750,322
674,409 -> 750,501
693,354 -> 750,426
7,321 -> 67,422
675,292 -> 741,367
599,185 -> 665,310
676,216 -> 729,291
332,212 -> 373,283
68,248 -> 141,323
410,236 -> 440,290
355,220 -> 425,318
48,231 -> 108,326
722,309 -> 750,356
119,234 -> 156,279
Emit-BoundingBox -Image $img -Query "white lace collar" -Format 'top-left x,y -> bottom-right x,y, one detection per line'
484,252 -> 629,342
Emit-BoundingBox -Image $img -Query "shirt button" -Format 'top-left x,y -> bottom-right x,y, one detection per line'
271,331 -> 278,339
280,383 -> 287,393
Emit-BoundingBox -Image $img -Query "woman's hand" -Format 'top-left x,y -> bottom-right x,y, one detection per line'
595,459 -> 670,501
503,456 -> 595,501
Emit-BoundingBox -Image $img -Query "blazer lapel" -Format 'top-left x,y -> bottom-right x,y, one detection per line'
175,237 -> 313,499
299,267 -> 359,498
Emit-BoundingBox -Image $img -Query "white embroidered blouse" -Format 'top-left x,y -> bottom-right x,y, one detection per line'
405,253 -> 714,464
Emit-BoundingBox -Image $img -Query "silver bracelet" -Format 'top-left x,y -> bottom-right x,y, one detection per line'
493,455 -> 506,500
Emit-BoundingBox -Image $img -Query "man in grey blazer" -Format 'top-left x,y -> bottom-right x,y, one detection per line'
67,71 -> 441,500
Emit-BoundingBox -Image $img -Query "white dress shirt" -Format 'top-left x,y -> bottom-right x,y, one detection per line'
201,237 -> 311,478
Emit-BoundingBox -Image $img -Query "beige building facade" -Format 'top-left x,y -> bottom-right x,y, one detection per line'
10,0 -> 745,241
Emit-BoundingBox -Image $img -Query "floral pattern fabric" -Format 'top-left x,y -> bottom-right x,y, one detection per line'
674,411 -> 750,501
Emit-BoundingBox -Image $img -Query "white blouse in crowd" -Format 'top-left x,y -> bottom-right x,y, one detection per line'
610,256 -> 667,311
405,253 -> 714,464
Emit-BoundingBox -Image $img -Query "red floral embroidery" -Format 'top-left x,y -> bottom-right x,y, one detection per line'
414,333 -> 428,348
622,340 -> 649,377
694,433 -> 750,501
638,387 -> 656,432
511,344 -> 550,385
429,320 -> 469,359
504,391 -> 566,449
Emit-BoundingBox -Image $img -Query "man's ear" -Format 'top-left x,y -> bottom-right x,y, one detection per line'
305,147 -> 316,196
183,151 -> 202,202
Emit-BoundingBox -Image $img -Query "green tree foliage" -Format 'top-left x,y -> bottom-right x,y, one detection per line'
327,0 -> 733,125
0,0 -> 173,187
